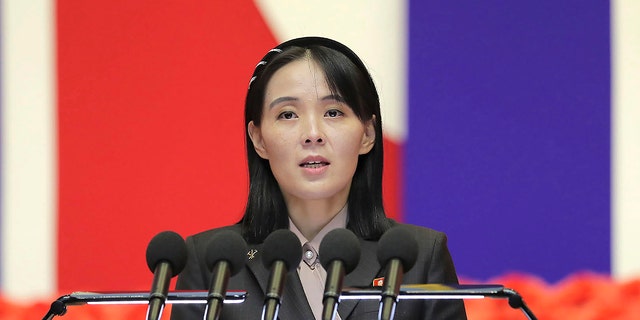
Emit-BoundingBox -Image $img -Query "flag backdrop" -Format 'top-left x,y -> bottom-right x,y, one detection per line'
1,0 -> 639,300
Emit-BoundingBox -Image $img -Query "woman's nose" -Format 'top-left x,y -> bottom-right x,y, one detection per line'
302,117 -> 325,145
304,137 -> 324,144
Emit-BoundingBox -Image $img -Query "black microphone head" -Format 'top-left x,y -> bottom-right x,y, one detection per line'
145,231 -> 188,276
205,230 -> 248,276
376,226 -> 419,271
262,229 -> 302,271
319,228 -> 361,273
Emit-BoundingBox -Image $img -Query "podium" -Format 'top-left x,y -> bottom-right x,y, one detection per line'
43,284 -> 537,320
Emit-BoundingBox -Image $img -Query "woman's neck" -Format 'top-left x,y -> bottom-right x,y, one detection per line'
286,199 -> 347,241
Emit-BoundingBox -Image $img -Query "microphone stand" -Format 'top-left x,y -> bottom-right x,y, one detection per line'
502,288 -> 537,320
42,290 -> 246,320
339,284 -> 538,320
43,285 -> 537,320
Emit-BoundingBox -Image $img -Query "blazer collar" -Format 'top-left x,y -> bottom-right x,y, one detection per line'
337,239 -> 382,319
245,242 -> 316,319
245,242 -> 268,291
244,238 -> 383,319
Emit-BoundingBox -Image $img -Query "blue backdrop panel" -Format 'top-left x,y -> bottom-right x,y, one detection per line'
405,1 -> 610,282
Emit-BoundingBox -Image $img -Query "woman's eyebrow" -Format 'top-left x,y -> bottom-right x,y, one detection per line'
268,96 -> 298,109
269,94 -> 344,108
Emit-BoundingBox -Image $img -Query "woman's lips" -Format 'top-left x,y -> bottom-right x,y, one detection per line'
299,156 -> 330,174
299,160 -> 330,168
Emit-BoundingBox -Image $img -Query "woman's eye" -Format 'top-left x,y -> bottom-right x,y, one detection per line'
325,109 -> 344,118
278,111 -> 297,119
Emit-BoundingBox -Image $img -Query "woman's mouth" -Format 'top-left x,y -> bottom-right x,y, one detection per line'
300,161 -> 329,168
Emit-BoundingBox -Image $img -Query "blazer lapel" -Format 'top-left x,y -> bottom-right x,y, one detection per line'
245,243 -> 269,292
245,243 -> 315,319
243,238 -> 383,320
338,239 -> 383,319
279,271 -> 315,319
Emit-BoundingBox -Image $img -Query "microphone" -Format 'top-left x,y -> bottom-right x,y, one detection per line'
145,231 -> 188,320
261,229 -> 302,320
203,230 -> 248,320
319,228 -> 361,320
376,227 -> 418,320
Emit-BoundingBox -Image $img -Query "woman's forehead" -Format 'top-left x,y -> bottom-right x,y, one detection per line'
264,59 -> 329,96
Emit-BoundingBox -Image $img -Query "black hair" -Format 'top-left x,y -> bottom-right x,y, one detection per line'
241,37 -> 390,243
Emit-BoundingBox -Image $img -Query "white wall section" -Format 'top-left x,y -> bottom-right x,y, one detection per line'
612,0 -> 640,279
1,0 -> 56,299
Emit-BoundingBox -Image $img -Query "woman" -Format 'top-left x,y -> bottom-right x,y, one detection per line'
171,36 -> 467,320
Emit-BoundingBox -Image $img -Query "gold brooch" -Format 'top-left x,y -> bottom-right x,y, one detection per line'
247,249 -> 258,260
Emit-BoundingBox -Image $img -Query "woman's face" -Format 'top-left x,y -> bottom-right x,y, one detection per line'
248,57 -> 375,205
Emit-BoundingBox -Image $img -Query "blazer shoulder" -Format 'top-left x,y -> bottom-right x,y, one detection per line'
387,219 -> 447,241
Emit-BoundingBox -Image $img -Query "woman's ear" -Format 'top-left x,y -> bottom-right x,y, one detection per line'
248,121 -> 269,159
359,115 -> 376,155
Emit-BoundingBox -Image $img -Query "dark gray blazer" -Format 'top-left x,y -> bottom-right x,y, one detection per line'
171,221 -> 467,320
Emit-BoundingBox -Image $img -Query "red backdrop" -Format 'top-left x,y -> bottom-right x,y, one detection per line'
57,0 -> 401,292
